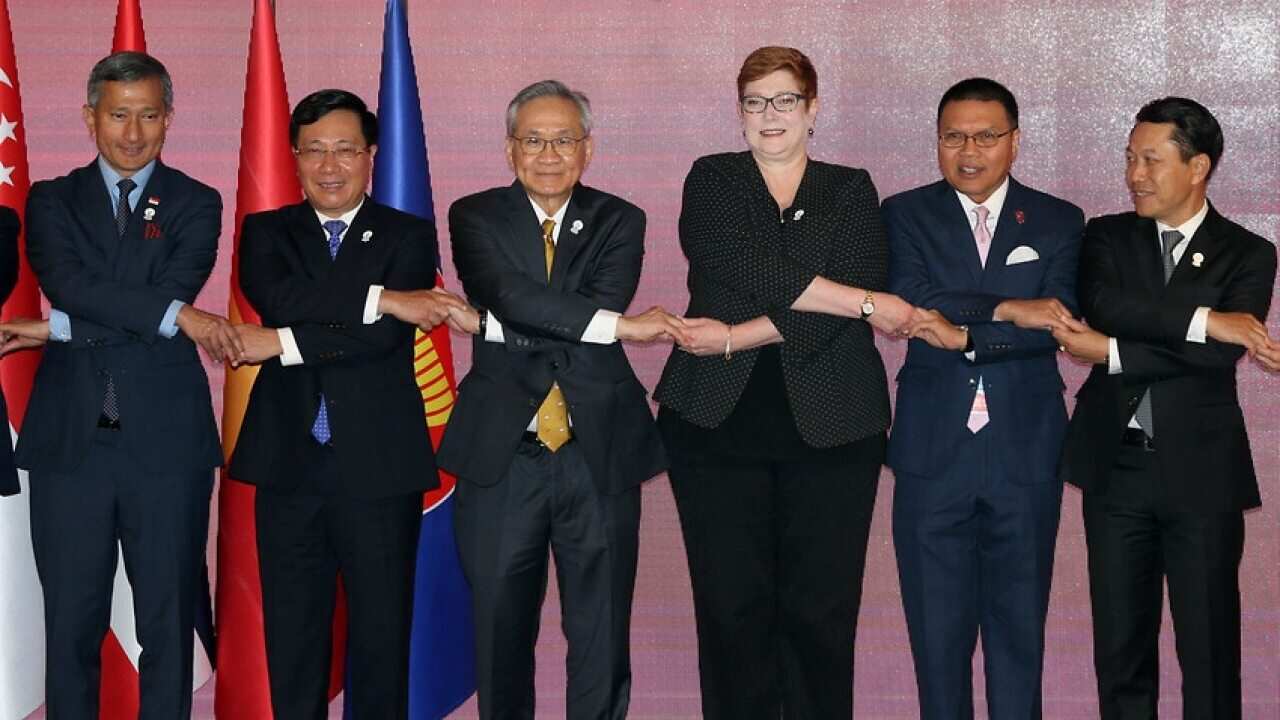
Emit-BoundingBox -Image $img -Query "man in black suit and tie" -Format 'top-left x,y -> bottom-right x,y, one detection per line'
1055,97 -> 1279,719
884,78 -> 1083,719
228,89 -> 467,719
434,80 -> 674,719
0,52 -> 231,718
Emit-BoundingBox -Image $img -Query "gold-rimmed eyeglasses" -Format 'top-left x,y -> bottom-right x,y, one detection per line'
294,144 -> 370,165
938,127 -> 1018,149
510,135 -> 588,157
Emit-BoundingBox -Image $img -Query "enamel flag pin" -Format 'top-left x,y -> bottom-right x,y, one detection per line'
143,208 -> 155,221
570,220 -> 583,235
1192,252 -> 1204,268
1015,209 -> 1026,224
361,230 -> 373,243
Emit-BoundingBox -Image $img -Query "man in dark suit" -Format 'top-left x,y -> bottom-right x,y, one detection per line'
228,89 -> 466,719
1055,97 -> 1278,719
884,78 -> 1083,719
434,80 -> 674,719
0,53 -> 231,719
0,206 -> 21,496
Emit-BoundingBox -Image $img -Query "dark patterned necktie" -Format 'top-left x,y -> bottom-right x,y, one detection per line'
310,219 -> 347,444
101,178 -> 136,423
1134,229 -> 1185,437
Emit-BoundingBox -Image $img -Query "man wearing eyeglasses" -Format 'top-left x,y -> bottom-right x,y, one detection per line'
227,88 -> 467,718
883,77 -> 1084,719
434,79 -> 676,719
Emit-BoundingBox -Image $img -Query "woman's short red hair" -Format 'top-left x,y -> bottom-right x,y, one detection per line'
736,46 -> 818,99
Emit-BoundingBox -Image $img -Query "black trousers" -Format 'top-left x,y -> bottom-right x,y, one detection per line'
29,429 -> 212,720
255,461 -> 422,720
667,432 -> 884,720
454,438 -> 641,720
1084,444 -> 1245,720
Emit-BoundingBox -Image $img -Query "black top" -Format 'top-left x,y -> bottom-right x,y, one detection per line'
655,152 -> 891,455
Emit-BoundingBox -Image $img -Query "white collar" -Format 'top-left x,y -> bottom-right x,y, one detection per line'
954,176 -> 1010,227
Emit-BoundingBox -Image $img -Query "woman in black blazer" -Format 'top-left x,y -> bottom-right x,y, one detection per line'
654,47 -> 914,719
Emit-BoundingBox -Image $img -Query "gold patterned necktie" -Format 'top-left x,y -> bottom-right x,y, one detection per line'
536,218 -> 571,451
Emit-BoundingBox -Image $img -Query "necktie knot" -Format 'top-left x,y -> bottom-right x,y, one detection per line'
541,219 -> 556,280
117,178 -> 136,196
1159,229 -> 1183,283
972,205 -> 992,267
113,178 -> 136,238
974,205 -> 990,227
322,220 -> 347,260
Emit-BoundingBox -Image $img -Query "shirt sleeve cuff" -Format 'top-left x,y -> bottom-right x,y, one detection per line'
158,300 -> 185,339
48,309 -> 71,342
484,310 -> 505,343
1186,306 -> 1210,343
363,285 -> 384,325
582,310 -> 620,344
278,327 -> 304,366
1108,337 -> 1122,375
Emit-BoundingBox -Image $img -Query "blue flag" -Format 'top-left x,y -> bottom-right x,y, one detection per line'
369,0 -> 477,717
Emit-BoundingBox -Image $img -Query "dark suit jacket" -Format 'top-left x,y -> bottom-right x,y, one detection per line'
0,205 -> 20,495
1060,204 -> 1276,511
229,199 -> 438,498
654,152 -> 891,446
436,181 -> 665,496
884,177 -> 1083,482
16,161 -> 222,475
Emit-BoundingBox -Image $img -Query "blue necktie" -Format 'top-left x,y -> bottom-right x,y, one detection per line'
310,219 -> 347,444
101,178 -> 136,424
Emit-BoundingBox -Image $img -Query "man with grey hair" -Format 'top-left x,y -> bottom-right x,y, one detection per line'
435,79 -> 679,718
0,51 -> 229,718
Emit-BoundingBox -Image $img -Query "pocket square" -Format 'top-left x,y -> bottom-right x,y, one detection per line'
1005,245 -> 1039,265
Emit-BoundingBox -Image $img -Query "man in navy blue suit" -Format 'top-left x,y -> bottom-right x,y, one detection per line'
0,52 -> 233,719
884,78 -> 1083,719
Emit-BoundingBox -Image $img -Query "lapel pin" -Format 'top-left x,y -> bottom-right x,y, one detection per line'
361,230 -> 373,243
1192,252 -> 1204,268
793,209 -> 805,221
1014,209 -> 1026,224
142,208 -> 155,221
570,219 -> 583,235
147,196 -> 160,206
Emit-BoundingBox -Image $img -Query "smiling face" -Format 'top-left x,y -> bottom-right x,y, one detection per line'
83,78 -> 172,177
506,95 -> 593,216
739,69 -> 817,164
937,99 -> 1019,203
294,109 -> 374,218
1125,121 -> 1209,227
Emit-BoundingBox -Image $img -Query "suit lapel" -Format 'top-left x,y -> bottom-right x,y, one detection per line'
334,197 -> 375,267
1128,216 -> 1164,293
928,182 -> 984,286
1167,203 -> 1221,288
982,178 -> 1026,289
551,186 -> 591,289
502,181 -> 555,281
71,161 -> 119,261
289,203 -> 334,279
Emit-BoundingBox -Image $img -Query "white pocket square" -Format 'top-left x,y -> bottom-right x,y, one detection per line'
1005,245 -> 1040,265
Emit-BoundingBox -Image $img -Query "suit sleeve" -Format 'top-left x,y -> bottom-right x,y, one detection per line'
1079,218 -> 1201,344
238,212 -> 399,326
1111,237 -> 1276,385
242,217 -> 434,366
26,181 -> 221,344
450,198 -> 643,344
0,206 -> 18,305
767,170 -> 884,362
678,159 -> 816,311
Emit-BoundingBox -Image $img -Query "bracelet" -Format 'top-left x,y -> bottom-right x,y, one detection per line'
724,325 -> 734,360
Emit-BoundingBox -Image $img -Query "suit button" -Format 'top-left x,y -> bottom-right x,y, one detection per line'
551,361 -> 560,370
969,379 -> 976,386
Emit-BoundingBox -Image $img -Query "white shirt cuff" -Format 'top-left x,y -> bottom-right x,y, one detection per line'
363,285 -> 384,325
1107,337 -> 1122,375
1186,306 -> 1210,343
582,310 -> 620,344
278,327 -> 304,366
484,311 -> 505,343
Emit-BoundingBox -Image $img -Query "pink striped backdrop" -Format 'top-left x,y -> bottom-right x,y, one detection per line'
10,1 -> 1277,716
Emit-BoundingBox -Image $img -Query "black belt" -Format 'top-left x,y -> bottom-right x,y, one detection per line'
96,414 -> 121,430
1120,427 -> 1155,452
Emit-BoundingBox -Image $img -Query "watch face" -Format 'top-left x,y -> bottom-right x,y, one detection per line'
861,300 -> 875,317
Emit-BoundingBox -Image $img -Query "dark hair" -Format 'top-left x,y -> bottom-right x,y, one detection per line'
87,52 -> 173,110
1134,96 -> 1223,181
290,89 -> 379,147
937,77 -> 1018,128
737,46 -> 817,100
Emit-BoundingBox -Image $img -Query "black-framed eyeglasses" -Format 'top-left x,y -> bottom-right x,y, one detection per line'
739,93 -> 808,114
294,144 -> 370,165
938,127 -> 1018,149
510,135 -> 588,157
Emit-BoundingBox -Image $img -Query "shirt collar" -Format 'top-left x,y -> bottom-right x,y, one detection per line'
97,156 -> 157,205
527,193 -> 571,242
954,176 -> 1010,227
1156,200 -> 1209,245
314,198 -> 365,234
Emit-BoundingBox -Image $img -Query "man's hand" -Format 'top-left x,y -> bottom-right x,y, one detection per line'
866,292 -> 916,335
380,288 -> 469,330
1052,317 -> 1109,365
904,309 -> 969,351
616,306 -> 687,344
233,323 -> 284,365
0,317 -> 49,356
993,297 -> 1074,331
1206,311 -> 1274,353
176,305 -> 243,364
445,304 -> 481,335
